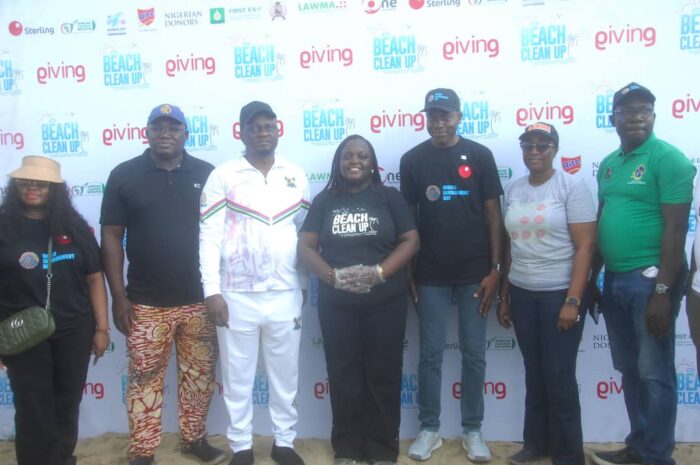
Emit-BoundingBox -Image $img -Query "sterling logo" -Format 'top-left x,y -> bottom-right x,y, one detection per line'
10,318 -> 23,329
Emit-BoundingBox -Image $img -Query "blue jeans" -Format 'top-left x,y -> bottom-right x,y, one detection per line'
510,285 -> 584,465
602,266 -> 687,465
416,284 -> 486,433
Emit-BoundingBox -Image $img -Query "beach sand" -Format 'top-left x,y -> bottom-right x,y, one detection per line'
0,434 -> 698,465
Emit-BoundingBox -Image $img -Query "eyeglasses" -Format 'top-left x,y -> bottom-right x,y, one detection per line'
147,124 -> 185,134
520,142 -> 556,153
613,106 -> 654,118
15,179 -> 51,189
243,124 -> 279,135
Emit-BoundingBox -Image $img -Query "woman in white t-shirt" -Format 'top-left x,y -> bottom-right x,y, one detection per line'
686,180 -> 700,371
496,122 -> 596,465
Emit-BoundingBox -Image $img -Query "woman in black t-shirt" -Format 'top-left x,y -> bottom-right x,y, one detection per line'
298,135 -> 419,465
0,156 -> 110,465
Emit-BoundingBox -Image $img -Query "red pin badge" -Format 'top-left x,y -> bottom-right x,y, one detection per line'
458,165 -> 472,179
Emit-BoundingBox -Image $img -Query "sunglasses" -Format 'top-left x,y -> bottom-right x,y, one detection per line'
15,179 -> 51,189
520,142 -> 556,153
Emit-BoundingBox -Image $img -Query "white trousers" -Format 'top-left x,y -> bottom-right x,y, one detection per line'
218,289 -> 302,452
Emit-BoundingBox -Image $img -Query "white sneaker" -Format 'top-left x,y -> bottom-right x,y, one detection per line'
408,430 -> 443,461
462,431 -> 492,463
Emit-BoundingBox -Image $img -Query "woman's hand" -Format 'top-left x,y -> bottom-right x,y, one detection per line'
557,304 -> 580,331
333,265 -> 372,294
497,300 -> 512,329
92,329 -> 111,362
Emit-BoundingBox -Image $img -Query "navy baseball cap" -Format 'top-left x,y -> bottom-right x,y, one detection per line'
612,82 -> 656,108
240,101 -> 277,124
147,104 -> 187,126
519,121 -> 559,145
422,88 -> 461,113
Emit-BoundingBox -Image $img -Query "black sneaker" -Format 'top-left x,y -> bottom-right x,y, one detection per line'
229,449 -> 255,465
129,457 -> 154,465
508,448 -> 547,465
271,442 -> 305,465
591,447 -> 643,465
182,438 -> 226,464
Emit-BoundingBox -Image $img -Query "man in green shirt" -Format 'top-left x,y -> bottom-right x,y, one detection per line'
592,83 -> 695,465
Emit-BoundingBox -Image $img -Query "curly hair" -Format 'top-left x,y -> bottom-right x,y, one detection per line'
0,179 -> 98,263
322,134 -> 385,195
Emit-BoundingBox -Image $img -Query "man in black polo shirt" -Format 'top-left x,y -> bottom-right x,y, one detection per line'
400,89 -> 503,463
101,104 -> 224,465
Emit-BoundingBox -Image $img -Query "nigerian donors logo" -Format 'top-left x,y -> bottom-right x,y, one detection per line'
680,3 -> 700,53
41,116 -> 87,157
185,114 -> 219,151
234,41 -> 281,80
521,21 -> 573,63
302,102 -> 348,145
103,49 -> 150,89
458,98 -> 500,139
373,32 -> 425,72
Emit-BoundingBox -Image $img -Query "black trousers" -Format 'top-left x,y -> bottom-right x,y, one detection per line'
3,317 -> 93,465
318,291 -> 407,462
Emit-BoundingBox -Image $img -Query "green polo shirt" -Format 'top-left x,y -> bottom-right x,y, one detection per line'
597,133 -> 695,273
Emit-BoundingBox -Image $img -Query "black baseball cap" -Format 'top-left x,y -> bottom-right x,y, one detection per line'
240,101 -> 276,124
422,88 -> 461,113
612,82 -> 656,108
519,121 -> 559,145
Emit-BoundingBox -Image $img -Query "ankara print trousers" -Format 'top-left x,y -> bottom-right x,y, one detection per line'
126,302 -> 218,459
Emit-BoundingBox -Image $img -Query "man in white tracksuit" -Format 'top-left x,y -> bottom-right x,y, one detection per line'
199,101 -> 309,465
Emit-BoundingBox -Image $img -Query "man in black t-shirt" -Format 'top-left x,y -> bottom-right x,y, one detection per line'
400,89 -> 503,463
100,104 -> 224,465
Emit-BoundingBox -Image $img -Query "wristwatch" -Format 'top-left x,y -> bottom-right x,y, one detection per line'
565,296 -> 581,307
492,263 -> 503,274
654,283 -> 670,295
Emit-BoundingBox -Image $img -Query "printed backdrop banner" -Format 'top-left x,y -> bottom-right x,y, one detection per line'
1,0 -> 699,443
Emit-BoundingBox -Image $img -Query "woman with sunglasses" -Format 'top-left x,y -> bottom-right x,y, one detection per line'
0,156 -> 110,465
496,123 -> 596,465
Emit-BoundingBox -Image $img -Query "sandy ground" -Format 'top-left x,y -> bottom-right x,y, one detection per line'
0,434 -> 698,465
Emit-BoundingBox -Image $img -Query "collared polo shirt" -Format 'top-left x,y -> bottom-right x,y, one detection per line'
100,149 -> 214,306
597,133 -> 695,273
